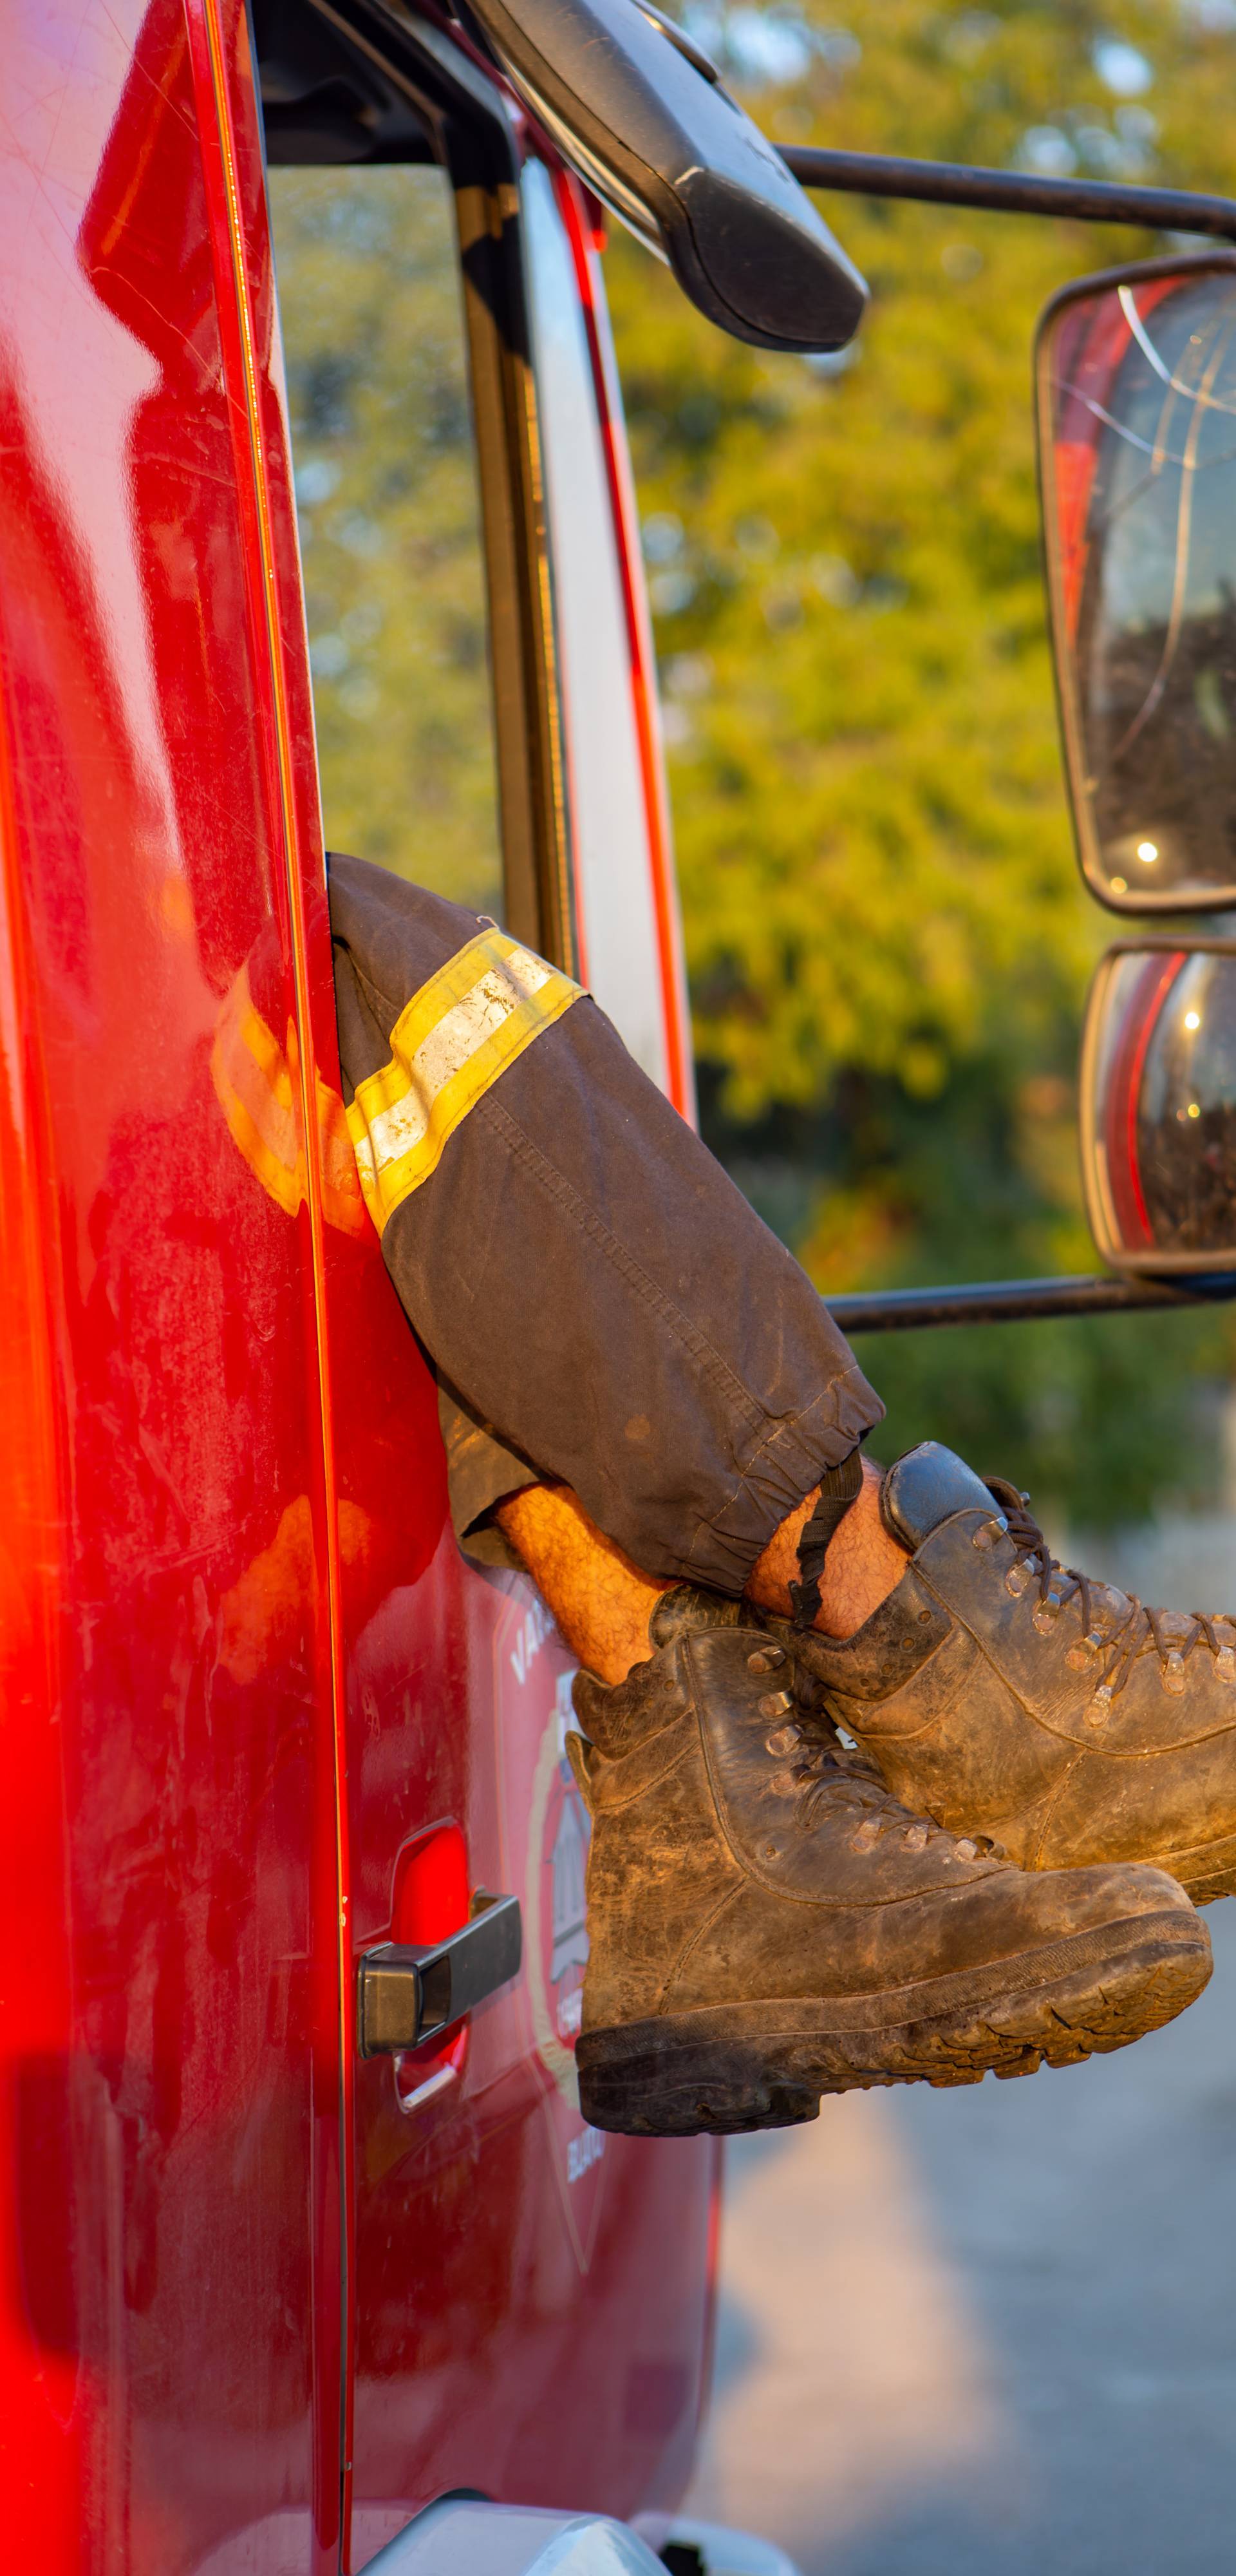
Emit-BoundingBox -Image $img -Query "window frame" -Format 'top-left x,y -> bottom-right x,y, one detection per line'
258,0 -> 579,970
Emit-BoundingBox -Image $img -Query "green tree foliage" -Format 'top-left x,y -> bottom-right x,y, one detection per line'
604,0 -> 1236,1524
267,165 -> 503,916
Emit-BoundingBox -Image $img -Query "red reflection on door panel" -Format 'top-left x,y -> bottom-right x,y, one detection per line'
238,40 -> 721,2576
0,1 -> 342,2565
393,1825 -> 471,1946
389,1826 -> 471,2112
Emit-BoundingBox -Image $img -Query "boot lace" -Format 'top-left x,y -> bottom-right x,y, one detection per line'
769,1722 -> 1003,1861
993,1484 -> 1236,1714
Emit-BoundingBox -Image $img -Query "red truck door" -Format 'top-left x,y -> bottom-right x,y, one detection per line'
0,0 -> 713,2564
255,4 -> 714,2559
0,1 -> 352,2566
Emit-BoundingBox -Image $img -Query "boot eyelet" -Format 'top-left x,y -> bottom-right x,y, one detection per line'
1161,1652 -> 1186,1696
973,1518 -> 1004,1551
954,1839 -> 978,1862
1085,1685 -> 1113,1727
1217,1647 -> 1236,1684
902,1821 -> 929,1852
747,1647 -> 785,1674
1033,1601 -> 1060,1635
850,1819 -> 881,1853
1067,1629 -> 1104,1669
765,1726 -> 800,1756
1005,1563 -> 1031,1598
758,1689 -> 794,1719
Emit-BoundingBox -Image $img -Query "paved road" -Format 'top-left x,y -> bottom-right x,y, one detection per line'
682,1904 -> 1236,2576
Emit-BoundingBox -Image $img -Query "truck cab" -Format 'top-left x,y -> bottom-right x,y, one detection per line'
8,4 -> 1236,2571
0,1 -> 725,2565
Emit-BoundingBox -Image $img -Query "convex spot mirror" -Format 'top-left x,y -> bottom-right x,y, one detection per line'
1082,940 -> 1236,1269
458,0 -> 867,352
1038,253 -> 1236,913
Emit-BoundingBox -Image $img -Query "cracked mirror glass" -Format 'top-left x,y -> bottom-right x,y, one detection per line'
1040,261 -> 1236,909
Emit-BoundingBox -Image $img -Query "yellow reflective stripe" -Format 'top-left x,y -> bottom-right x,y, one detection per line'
211,961 -> 368,1236
212,967 -> 301,1218
316,1079 -> 368,1236
346,927 -> 582,1231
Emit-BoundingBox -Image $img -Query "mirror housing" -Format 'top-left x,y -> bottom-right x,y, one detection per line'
459,0 -> 868,351
1038,253 -> 1236,913
1081,938 -> 1236,1270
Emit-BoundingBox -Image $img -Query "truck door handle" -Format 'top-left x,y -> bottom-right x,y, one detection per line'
357,1891 -> 523,2056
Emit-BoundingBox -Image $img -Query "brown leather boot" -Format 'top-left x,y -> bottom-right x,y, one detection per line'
780,1441 -> 1236,1906
568,1589 -> 1210,2138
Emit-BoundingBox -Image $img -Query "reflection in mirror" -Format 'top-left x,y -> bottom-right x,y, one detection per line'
1038,256 -> 1236,910
1082,942 -> 1236,1267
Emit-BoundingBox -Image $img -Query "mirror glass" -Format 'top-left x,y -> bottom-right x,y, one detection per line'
1082,942 -> 1236,1266
1038,258 -> 1236,909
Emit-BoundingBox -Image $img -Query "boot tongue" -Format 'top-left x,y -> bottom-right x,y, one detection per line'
880,1443 -> 998,1551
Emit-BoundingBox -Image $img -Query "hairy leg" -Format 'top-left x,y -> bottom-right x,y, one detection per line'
744,1457 -> 908,1637
496,1483 -> 675,1683
496,1458 -> 907,1683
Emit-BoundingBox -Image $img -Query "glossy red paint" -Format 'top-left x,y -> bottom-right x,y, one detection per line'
0,3 -> 716,2568
0,3 -> 341,2559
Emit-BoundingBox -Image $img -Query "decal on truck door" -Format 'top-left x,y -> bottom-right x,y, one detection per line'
493,1589 -> 613,2272
527,1669 -> 592,2089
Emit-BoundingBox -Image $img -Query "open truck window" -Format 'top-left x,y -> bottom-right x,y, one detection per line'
268,162 -> 505,919
256,0 -> 579,967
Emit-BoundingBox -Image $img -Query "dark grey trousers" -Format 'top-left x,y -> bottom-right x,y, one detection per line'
328,852 -> 883,1593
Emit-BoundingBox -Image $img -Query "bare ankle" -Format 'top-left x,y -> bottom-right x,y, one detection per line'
746,1458 -> 909,1640
494,1482 -> 673,1684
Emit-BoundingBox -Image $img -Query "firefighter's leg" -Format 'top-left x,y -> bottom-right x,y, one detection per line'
493,1482 -> 675,1685
330,853 -> 1211,2129
494,1461 -> 907,1685
330,849 -> 881,1595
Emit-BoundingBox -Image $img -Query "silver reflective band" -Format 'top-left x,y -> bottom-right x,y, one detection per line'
362,2501 -> 664,2571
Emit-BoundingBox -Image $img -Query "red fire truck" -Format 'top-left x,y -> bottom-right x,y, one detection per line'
0,0 -> 844,2564
6,0 -> 1236,2569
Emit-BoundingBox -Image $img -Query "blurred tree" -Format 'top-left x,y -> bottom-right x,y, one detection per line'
268,165 -> 504,916
604,0 -> 1236,1526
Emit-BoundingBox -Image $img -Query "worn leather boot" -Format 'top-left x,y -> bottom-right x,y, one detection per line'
780,1441 -> 1236,1906
568,1589 -> 1210,2138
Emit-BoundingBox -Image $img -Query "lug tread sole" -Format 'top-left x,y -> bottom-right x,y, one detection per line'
576,1913 -> 1211,2137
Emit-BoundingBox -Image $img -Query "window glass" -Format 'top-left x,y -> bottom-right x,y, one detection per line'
521,160 -> 670,1089
268,166 -> 503,916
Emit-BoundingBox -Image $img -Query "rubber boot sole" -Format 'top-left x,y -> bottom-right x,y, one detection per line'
576,1906 -> 1212,2137
1156,1827 -> 1236,1908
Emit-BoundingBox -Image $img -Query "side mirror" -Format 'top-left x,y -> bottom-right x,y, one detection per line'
1038,253 -> 1236,912
459,0 -> 867,352
1081,939 -> 1236,1269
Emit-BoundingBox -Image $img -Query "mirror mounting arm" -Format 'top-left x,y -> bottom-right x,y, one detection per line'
778,148 -> 1236,250
827,1274 -> 1236,1335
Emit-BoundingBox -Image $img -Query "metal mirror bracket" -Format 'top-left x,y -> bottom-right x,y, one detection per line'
774,147 -> 1236,1335
825,1274 -> 1236,1334
776,147 -> 1236,247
